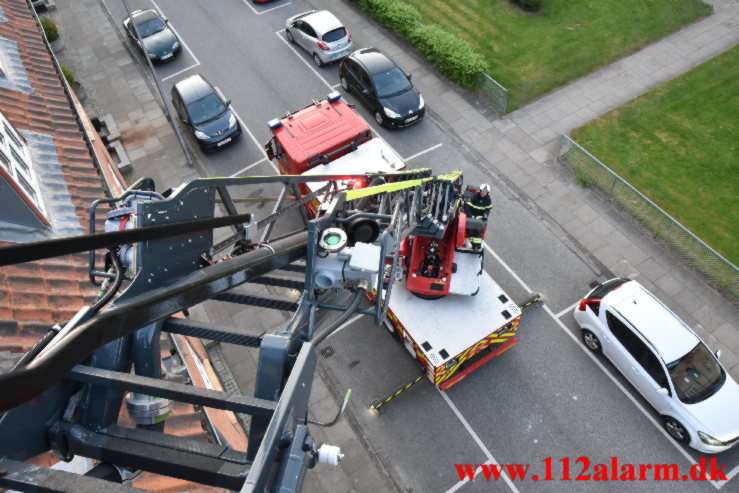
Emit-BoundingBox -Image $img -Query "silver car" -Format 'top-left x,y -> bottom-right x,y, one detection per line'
285,10 -> 354,67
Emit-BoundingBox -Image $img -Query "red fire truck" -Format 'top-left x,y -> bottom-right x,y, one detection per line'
266,93 -> 538,403
264,92 -> 404,215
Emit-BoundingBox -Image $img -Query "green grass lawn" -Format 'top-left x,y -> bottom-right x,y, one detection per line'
571,46 -> 739,265
399,0 -> 711,110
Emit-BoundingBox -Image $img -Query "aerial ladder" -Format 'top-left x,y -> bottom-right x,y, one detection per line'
0,168 -> 479,492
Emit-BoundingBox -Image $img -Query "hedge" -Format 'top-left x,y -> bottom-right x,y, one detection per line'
357,0 -> 421,39
408,25 -> 488,90
357,0 -> 488,90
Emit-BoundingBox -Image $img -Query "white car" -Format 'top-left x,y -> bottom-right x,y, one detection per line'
574,278 -> 739,453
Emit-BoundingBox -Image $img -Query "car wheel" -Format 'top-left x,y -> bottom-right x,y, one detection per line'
285,29 -> 294,44
662,417 -> 690,444
374,111 -> 385,127
312,53 -> 323,68
581,329 -> 602,354
340,76 -> 350,92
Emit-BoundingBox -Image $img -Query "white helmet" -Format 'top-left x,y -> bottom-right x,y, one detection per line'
480,183 -> 490,192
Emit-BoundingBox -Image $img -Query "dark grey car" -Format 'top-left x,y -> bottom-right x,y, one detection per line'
123,9 -> 181,63
171,75 -> 242,152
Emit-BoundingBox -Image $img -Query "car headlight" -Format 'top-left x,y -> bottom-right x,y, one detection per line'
228,113 -> 237,128
383,107 -> 401,119
419,94 -> 425,109
173,41 -> 181,50
194,130 -> 209,140
698,431 -> 724,446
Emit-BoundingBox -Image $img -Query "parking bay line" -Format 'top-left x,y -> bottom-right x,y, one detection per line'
228,107 -> 279,173
404,143 -> 442,162
554,300 -> 580,320
161,62 -> 200,82
230,157 -> 268,177
257,2 -> 291,14
274,30 -> 333,91
483,241 -> 722,490
150,0 -> 200,66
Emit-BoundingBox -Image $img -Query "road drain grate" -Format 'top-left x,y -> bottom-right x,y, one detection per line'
319,346 -> 335,359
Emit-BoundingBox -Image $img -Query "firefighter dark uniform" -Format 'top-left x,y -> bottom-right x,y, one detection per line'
465,185 -> 492,248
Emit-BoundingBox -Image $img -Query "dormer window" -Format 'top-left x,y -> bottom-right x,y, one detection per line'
0,111 -> 47,221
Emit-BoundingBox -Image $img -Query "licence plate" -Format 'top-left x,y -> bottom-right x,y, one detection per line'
161,53 -> 173,59
404,115 -> 419,124
217,137 -> 232,147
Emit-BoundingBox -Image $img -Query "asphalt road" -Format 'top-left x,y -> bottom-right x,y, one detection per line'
101,0 -> 739,491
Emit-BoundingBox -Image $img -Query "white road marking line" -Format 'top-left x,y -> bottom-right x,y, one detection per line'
439,390 -> 520,493
323,314 -> 364,340
403,143 -> 442,162
718,463 -> 739,487
554,300 -> 580,319
257,1 -> 291,14
331,83 -> 342,89
161,62 -> 200,81
230,157 -> 268,177
483,243 -> 533,293
241,0 -> 259,15
150,0 -> 200,65
482,242 -> 720,490
446,459 -> 495,493
274,31 -> 333,90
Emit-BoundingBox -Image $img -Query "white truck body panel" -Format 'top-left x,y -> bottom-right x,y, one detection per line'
448,250 -> 482,296
388,271 -> 521,367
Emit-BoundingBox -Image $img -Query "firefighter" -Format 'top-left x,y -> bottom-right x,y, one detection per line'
465,184 -> 492,249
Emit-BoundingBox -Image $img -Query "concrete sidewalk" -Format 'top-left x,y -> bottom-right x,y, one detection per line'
49,1 -> 398,491
318,0 -> 739,378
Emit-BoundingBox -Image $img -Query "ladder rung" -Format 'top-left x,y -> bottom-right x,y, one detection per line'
213,293 -> 298,312
163,318 -> 262,347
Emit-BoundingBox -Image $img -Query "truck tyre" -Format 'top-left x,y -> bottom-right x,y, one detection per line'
286,29 -> 294,43
313,53 -> 323,67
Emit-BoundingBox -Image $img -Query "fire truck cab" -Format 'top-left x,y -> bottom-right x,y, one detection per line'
265,92 -> 404,213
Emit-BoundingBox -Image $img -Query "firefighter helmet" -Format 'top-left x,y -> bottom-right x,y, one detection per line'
480,183 -> 490,192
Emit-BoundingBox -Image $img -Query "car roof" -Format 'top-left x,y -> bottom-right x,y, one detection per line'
605,280 -> 699,363
351,48 -> 396,74
302,10 -> 343,35
174,75 -> 215,103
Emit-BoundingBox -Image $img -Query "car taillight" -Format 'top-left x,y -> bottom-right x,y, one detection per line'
318,41 -> 330,51
347,32 -> 351,42
578,298 -> 601,311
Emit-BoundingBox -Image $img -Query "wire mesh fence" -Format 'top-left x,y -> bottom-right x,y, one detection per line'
479,72 -> 508,114
559,135 -> 738,300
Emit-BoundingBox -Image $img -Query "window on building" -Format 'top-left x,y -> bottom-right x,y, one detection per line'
0,112 -> 46,217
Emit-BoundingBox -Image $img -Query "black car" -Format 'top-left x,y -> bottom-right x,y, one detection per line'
338,48 -> 425,128
171,75 -> 242,152
123,9 -> 181,63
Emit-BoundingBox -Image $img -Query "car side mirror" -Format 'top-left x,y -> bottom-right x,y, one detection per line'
656,388 -> 669,396
163,17 -> 169,23
225,99 -> 232,106
407,73 -> 412,80
715,349 -> 722,360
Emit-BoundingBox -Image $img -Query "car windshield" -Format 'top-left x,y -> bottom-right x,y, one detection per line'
322,27 -> 347,43
371,67 -> 412,98
667,343 -> 725,404
186,93 -> 227,125
135,17 -> 166,38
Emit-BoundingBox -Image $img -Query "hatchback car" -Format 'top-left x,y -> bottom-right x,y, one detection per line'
171,75 -> 242,152
338,48 -> 425,128
574,278 -> 739,453
123,9 -> 181,63
285,10 -> 354,67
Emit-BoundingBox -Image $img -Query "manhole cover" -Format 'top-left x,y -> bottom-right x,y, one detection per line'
319,346 -> 335,359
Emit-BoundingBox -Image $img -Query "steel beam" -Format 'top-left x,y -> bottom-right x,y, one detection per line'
162,318 -> 263,347
66,365 -> 276,417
